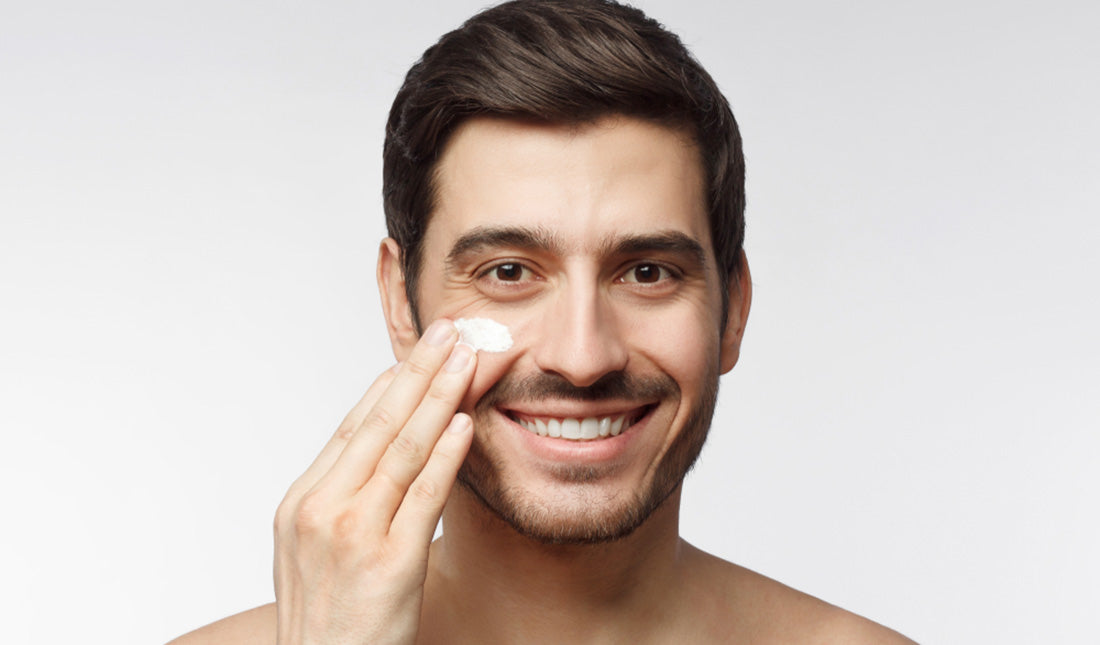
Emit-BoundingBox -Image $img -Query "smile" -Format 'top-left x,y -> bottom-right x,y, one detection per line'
507,406 -> 653,441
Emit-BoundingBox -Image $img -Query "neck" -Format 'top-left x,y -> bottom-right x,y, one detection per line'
422,484 -> 687,643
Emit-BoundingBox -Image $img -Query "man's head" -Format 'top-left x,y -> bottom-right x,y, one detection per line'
383,0 -> 745,329
378,0 -> 750,545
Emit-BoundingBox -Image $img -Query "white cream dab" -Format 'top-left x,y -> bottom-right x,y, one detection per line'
454,318 -> 513,353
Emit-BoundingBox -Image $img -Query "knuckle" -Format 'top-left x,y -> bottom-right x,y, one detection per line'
334,420 -> 358,442
403,356 -> 435,378
330,507 -> 362,544
431,439 -> 462,463
425,382 -> 455,405
273,508 -> 287,535
409,478 -> 441,503
291,492 -> 329,534
371,469 -> 405,499
362,405 -> 395,433
389,434 -> 423,463
274,498 -> 294,533
285,494 -> 366,549
274,483 -> 306,532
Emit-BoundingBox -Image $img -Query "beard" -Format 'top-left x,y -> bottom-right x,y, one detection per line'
455,364 -> 720,546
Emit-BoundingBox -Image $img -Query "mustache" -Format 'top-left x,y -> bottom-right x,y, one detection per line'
476,370 -> 678,411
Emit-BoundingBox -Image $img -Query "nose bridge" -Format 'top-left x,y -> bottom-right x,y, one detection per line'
533,270 -> 628,386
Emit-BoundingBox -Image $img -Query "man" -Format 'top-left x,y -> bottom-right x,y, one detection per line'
173,1 -> 914,642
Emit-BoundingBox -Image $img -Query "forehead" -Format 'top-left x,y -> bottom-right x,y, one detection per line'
428,115 -> 710,255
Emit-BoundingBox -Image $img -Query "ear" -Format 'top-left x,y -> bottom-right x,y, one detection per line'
377,238 -> 419,361
719,251 -> 752,374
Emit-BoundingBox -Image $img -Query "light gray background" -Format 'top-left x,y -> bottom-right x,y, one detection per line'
2,1 -> 1097,643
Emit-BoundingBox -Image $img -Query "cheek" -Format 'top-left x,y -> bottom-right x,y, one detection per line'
429,295 -> 493,325
423,293 -> 532,393
627,304 -> 719,385
454,311 -> 542,412
449,296 -> 719,409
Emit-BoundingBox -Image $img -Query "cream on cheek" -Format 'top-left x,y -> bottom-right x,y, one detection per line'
453,314 -> 534,412
455,317 -> 513,352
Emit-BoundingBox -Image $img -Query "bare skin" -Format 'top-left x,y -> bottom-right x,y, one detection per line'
170,117 -> 915,645
171,544 -> 912,645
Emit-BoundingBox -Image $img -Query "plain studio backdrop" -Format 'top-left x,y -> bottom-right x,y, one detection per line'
2,1 -> 1097,642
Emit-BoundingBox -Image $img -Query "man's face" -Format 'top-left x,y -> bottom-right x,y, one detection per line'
395,115 -> 744,544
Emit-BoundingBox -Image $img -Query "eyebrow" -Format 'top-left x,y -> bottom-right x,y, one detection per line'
601,231 -> 708,270
444,224 -> 708,270
445,225 -> 563,269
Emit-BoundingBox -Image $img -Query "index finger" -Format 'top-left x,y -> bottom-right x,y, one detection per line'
317,319 -> 468,495
283,362 -> 403,500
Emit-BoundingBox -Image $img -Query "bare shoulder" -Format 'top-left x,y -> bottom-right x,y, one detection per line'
809,606 -> 917,644
682,544 -> 917,644
167,603 -> 277,645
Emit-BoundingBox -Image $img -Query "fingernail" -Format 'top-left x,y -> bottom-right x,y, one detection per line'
424,320 -> 454,346
444,343 -> 473,372
448,414 -> 472,434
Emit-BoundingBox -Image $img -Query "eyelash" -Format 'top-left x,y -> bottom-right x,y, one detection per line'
476,261 -> 538,284
617,262 -> 681,285
475,260 -> 682,286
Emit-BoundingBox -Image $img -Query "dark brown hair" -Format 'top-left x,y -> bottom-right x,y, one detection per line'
383,0 -> 745,326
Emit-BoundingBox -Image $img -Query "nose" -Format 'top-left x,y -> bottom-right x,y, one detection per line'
531,279 -> 629,387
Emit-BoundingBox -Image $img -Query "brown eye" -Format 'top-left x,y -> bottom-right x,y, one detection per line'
624,263 -> 667,284
493,263 -> 526,281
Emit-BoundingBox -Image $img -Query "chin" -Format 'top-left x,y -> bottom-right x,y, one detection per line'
456,471 -> 672,545
457,396 -> 716,545
456,362 -> 721,545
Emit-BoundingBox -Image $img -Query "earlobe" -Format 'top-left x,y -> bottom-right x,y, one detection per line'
377,238 -> 419,361
719,251 -> 752,374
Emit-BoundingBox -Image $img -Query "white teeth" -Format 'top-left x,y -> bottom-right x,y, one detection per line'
516,414 -> 636,440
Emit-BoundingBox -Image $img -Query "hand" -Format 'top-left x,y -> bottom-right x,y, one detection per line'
273,319 -> 477,645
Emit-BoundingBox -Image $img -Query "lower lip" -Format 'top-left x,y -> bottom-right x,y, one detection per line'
500,408 -> 653,464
